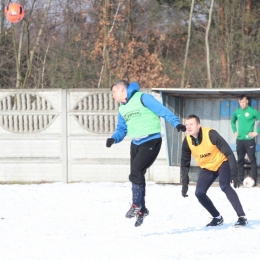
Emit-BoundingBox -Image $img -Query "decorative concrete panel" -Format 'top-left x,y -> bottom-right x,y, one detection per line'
0,139 -> 61,158
69,138 -> 131,159
69,163 -> 129,182
0,162 -> 61,183
0,89 -> 175,183
0,92 -> 60,134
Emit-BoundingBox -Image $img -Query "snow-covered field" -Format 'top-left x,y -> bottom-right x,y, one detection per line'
0,182 -> 259,260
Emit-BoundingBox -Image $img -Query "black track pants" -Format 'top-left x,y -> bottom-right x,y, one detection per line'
195,161 -> 245,218
236,139 -> 257,182
129,138 -> 162,184
129,138 -> 162,210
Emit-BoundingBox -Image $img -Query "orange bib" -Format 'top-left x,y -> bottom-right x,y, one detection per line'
186,127 -> 227,171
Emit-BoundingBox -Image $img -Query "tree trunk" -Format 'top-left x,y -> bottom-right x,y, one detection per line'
240,65 -> 246,88
23,0 -> 52,88
219,5 -> 228,87
98,0 -> 124,88
0,0 -> 4,45
126,0 -> 132,45
180,0 -> 195,89
244,0 -> 252,35
205,0 -> 214,88
14,22 -> 25,88
102,0 -> 111,88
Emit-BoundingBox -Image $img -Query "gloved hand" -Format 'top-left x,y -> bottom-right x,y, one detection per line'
106,138 -> 115,148
176,124 -> 186,132
182,182 -> 189,197
230,175 -> 241,188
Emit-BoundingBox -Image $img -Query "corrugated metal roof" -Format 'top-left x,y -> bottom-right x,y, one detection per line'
151,88 -> 260,99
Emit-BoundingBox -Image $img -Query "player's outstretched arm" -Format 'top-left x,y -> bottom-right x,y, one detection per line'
141,94 -> 186,131
106,114 -> 127,148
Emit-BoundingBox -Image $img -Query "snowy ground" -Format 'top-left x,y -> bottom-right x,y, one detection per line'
0,182 -> 259,260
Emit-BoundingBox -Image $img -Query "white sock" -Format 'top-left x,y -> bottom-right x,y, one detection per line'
215,215 -> 222,219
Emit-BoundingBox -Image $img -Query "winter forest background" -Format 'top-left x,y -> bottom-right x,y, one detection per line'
0,0 -> 260,89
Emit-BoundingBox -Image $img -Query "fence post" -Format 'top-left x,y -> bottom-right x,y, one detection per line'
61,89 -> 68,183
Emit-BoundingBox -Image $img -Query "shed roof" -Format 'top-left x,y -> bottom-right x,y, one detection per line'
151,88 -> 260,99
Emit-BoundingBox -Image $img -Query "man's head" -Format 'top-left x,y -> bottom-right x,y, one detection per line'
185,114 -> 201,137
111,80 -> 129,103
238,95 -> 249,110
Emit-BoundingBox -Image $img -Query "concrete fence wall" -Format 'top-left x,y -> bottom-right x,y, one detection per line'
0,89 -> 180,184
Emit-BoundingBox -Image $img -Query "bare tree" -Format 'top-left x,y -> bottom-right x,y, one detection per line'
0,0 -> 5,45
205,0 -> 214,88
180,0 -> 195,88
219,4 -> 228,87
22,0 -> 52,88
1,0 -> 260,89
5,0 -> 52,88
98,0 -> 124,88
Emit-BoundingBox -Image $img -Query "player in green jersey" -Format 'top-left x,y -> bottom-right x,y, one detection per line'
231,95 -> 260,185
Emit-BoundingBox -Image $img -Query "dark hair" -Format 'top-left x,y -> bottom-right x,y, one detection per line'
238,95 -> 249,101
186,114 -> 200,124
110,79 -> 129,90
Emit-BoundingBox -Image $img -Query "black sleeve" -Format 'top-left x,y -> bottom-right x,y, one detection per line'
209,130 -> 238,176
180,137 -> 191,184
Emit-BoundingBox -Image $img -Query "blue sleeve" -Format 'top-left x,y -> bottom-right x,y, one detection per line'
111,113 -> 127,143
141,94 -> 181,127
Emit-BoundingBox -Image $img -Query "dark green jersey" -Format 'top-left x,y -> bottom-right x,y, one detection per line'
231,106 -> 260,140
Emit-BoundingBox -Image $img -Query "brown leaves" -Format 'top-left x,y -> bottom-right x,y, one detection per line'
75,33 -> 82,42
105,38 -> 173,88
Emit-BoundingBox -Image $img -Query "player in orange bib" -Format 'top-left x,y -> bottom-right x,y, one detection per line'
180,114 -> 247,227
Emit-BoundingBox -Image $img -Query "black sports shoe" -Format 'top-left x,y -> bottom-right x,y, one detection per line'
235,217 -> 248,227
206,216 -> 224,227
125,204 -> 142,218
135,209 -> 149,227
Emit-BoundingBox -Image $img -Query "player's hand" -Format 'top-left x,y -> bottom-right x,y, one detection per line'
176,124 -> 186,132
182,182 -> 189,197
234,132 -> 238,138
248,132 -> 258,138
106,138 -> 115,148
230,175 -> 241,188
